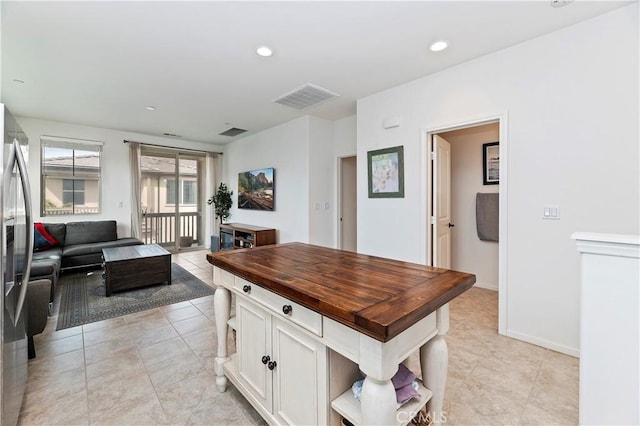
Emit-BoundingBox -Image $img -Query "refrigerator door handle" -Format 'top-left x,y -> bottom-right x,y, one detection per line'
8,139 -> 34,325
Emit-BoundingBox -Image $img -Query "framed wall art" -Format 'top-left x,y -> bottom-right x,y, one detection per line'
482,142 -> 499,185
238,167 -> 275,210
367,145 -> 404,198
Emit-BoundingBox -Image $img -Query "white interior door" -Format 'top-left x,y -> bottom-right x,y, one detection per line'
432,135 -> 452,269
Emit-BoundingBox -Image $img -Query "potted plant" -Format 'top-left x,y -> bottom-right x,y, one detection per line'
208,183 -> 233,251
208,182 -> 234,225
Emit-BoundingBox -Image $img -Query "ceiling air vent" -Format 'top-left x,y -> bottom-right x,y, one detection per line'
273,83 -> 339,111
219,127 -> 248,137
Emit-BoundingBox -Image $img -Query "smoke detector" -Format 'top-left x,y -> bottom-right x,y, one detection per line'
551,0 -> 573,7
273,83 -> 339,111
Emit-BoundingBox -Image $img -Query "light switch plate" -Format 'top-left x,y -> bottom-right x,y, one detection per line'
543,205 -> 560,220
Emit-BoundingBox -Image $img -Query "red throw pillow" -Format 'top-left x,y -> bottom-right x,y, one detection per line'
34,222 -> 58,251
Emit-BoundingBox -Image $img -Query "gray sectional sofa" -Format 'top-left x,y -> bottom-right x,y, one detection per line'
29,220 -> 143,312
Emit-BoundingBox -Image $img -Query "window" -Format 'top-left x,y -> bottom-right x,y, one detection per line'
166,179 -> 176,205
41,138 -> 102,216
62,179 -> 85,205
165,179 -> 197,205
183,180 -> 197,204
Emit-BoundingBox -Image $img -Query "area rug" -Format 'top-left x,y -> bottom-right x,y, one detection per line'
56,263 -> 214,330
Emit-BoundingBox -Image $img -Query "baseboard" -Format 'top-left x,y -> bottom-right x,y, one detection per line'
473,282 -> 498,291
506,329 -> 579,357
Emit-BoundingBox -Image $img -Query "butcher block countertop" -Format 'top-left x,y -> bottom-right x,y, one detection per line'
206,242 -> 476,342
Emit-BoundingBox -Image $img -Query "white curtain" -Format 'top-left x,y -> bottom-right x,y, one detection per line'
129,142 -> 142,239
206,152 -> 221,239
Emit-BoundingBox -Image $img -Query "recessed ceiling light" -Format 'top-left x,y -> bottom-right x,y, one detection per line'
430,40 -> 449,52
12,79 -> 25,84
145,106 -> 156,111
256,46 -> 273,57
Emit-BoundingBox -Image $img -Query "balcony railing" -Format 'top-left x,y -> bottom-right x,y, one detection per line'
141,212 -> 201,248
44,207 -> 100,215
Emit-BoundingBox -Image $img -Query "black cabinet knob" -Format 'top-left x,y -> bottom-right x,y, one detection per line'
261,355 -> 270,365
282,305 -> 292,315
448,223 -> 455,228
268,361 -> 277,370
243,285 -> 251,293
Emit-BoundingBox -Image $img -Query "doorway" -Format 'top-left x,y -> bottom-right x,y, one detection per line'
338,155 -> 357,252
139,147 -> 207,252
426,118 -> 505,332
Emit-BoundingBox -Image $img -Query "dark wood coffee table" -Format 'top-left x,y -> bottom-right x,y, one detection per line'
102,244 -> 171,296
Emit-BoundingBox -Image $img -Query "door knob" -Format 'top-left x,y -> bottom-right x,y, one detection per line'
261,355 -> 270,365
448,223 -> 455,228
282,305 -> 292,315
242,285 -> 251,293
268,361 -> 277,370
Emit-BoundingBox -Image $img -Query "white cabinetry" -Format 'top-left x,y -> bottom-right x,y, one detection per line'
272,317 -> 327,425
213,265 -> 449,426
237,298 -> 272,410
231,283 -> 328,425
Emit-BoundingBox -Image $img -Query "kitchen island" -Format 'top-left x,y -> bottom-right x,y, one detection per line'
207,243 -> 475,425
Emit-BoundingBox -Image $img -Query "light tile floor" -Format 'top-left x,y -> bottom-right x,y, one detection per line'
19,249 -> 578,425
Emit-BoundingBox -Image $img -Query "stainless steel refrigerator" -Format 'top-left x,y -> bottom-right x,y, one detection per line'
0,105 -> 33,426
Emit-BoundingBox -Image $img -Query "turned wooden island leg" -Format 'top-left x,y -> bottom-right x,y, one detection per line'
214,285 -> 231,392
361,376 -> 397,426
359,335 -> 399,426
421,305 -> 449,425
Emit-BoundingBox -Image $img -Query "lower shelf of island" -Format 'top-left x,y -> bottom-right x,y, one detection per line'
227,315 -> 237,330
331,379 -> 433,426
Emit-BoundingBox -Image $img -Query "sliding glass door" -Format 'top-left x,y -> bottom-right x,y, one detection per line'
139,147 -> 206,251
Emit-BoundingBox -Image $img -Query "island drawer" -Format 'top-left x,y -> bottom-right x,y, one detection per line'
214,267 -> 235,288
235,277 -> 322,337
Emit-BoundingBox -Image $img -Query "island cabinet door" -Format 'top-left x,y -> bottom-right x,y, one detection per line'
272,318 -> 328,426
237,298 -> 273,412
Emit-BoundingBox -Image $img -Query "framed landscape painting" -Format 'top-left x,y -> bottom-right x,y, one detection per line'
238,168 -> 275,210
367,145 -> 404,198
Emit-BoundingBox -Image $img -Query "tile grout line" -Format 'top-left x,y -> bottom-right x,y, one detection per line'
82,325 -> 92,425
516,349 -> 547,425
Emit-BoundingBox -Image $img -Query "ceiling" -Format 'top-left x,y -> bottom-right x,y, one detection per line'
1,1 -> 630,145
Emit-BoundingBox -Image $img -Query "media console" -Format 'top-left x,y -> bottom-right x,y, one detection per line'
219,223 -> 276,250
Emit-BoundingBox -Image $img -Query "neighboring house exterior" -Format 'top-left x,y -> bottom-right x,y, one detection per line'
43,154 -> 199,215
42,154 -> 100,215
138,155 -> 199,215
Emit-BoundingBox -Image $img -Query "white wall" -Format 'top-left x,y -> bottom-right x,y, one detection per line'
308,116 -> 334,247
223,116 -> 310,244
333,115 -> 357,159
223,114 -> 357,247
357,4 -> 639,355
16,117 -> 223,238
441,123 -> 499,290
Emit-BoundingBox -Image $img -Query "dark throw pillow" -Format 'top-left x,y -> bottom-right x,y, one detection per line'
34,222 -> 58,251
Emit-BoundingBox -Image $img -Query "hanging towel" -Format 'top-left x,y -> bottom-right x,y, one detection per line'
476,193 -> 499,242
